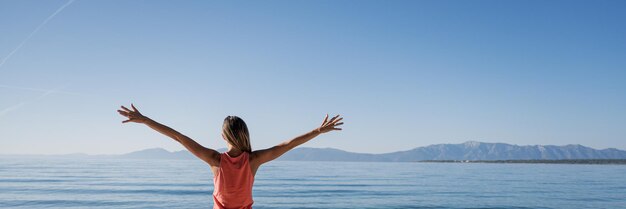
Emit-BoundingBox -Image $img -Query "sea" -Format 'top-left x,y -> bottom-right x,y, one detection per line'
0,157 -> 625,209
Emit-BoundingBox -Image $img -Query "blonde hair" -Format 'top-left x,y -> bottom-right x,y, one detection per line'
222,116 -> 251,153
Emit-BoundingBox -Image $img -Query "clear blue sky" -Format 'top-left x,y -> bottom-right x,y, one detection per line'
1,0 -> 625,154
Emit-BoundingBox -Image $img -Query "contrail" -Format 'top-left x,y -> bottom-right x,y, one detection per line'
0,0 -> 76,70
0,84 -> 85,96
0,85 -> 68,117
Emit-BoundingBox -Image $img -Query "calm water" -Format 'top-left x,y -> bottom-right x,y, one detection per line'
0,157 -> 625,209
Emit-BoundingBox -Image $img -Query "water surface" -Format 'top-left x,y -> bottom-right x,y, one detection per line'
1,157 -> 624,208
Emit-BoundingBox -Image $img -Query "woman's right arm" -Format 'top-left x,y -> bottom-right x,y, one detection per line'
117,104 -> 220,166
251,114 -> 343,165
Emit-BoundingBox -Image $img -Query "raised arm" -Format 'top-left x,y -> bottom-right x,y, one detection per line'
251,114 -> 343,166
117,104 -> 220,166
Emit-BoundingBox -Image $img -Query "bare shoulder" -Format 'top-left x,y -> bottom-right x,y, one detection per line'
250,150 -> 273,165
200,148 -> 221,167
249,150 -> 261,165
249,148 -> 271,163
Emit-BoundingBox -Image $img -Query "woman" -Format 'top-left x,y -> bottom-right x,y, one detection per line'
117,104 -> 343,209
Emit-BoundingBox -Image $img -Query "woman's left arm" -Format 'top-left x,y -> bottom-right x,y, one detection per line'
117,104 -> 220,166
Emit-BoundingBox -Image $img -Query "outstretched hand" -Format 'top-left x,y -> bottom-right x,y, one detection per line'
117,104 -> 148,123
317,114 -> 344,133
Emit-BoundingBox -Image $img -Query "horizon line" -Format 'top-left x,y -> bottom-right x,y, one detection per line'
1,141 -> 624,156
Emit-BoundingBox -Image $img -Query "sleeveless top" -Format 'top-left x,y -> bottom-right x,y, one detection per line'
213,152 -> 254,209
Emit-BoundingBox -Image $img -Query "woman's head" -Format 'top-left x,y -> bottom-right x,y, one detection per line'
222,116 -> 251,153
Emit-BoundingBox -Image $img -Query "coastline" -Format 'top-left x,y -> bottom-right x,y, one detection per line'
419,159 -> 626,165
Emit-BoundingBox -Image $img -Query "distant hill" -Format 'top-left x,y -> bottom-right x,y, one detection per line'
4,142 -> 625,162
119,148 -> 226,159
120,148 -> 193,159
114,141 -> 626,162
374,141 -> 626,161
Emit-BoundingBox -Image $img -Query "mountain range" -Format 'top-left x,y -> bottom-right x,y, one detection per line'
98,141 -> 626,162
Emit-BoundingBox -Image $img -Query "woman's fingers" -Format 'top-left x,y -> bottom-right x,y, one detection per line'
321,114 -> 329,126
121,106 -> 131,112
320,114 -> 343,129
118,104 -> 143,123
327,115 -> 340,124
131,103 -> 140,113
325,117 -> 342,127
331,117 -> 343,124
117,110 -> 129,116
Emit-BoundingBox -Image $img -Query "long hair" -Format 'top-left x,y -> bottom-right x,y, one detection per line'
222,116 -> 252,153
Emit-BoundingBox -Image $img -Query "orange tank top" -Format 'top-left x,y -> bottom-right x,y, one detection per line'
213,152 -> 254,209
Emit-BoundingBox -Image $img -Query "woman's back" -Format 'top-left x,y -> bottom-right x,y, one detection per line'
213,152 -> 254,209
